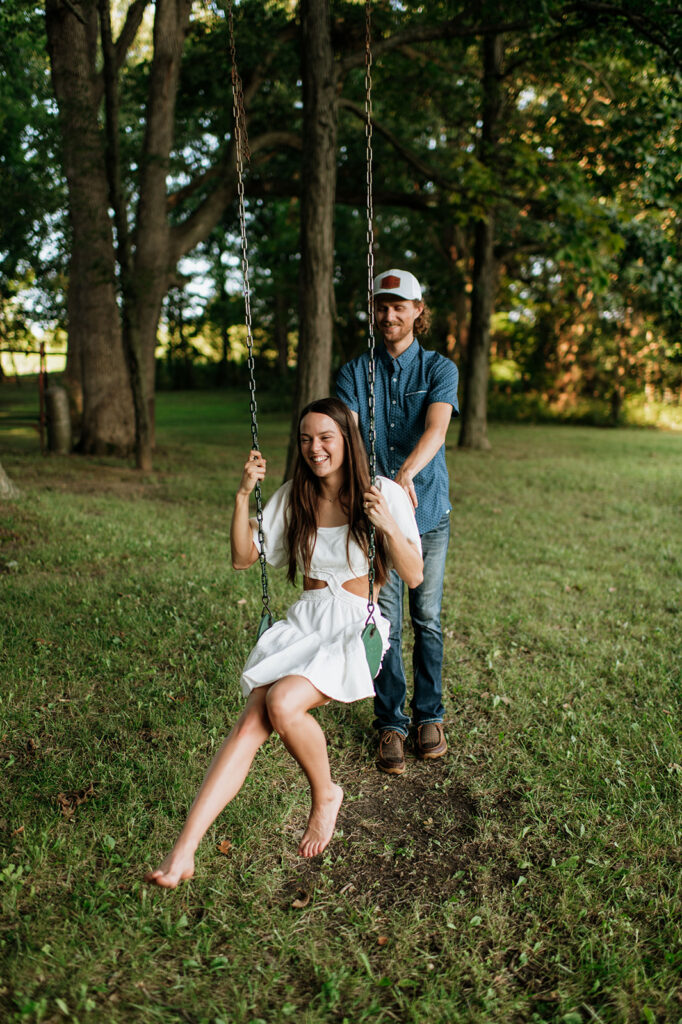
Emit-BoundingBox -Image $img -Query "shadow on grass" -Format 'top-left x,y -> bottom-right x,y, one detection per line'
283,748 -> 484,911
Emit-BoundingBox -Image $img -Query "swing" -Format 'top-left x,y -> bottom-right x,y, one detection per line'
228,1 -> 382,673
357,0 -> 384,678
228,4 -> 273,641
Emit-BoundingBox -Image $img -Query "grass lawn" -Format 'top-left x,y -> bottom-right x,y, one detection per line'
1,386 -> 681,1024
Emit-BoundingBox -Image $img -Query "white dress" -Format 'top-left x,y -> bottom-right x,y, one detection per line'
239,477 -> 421,703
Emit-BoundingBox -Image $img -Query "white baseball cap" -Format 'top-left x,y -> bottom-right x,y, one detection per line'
373,269 -> 422,302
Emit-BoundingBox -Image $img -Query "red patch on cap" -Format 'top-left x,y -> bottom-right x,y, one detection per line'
380,275 -> 401,289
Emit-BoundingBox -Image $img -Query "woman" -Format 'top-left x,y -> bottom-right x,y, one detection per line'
146,398 -> 422,887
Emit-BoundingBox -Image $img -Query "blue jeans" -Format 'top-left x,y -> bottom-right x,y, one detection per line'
373,510 -> 450,736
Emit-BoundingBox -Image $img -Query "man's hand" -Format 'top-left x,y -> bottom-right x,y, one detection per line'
394,467 -> 418,509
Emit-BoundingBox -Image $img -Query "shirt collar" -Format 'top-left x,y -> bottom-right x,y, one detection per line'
379,337 -> 420,370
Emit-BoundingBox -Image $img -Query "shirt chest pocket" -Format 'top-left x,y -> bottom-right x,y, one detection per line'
404,389 -> 429,420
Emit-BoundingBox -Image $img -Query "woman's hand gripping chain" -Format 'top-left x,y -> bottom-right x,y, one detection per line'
238,450 -> 267,497
362,483 -> 395,535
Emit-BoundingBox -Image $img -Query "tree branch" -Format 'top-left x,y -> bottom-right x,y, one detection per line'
571,58 -> 616,99
169,131 -> 301,261
242,177 -> 437,212
338,97 -> 461,193
62,0 -> 85,26
167,130 -> 301,212
558,2 -> 682,64
93,0 -> 151,106
114,0 -> 151,70
338,18 -> 534,75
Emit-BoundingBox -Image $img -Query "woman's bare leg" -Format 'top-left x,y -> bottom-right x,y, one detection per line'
265,676 -> 343,858
145,687 -> 273,888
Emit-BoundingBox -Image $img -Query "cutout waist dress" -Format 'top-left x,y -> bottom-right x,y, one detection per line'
239,478 -> 420,703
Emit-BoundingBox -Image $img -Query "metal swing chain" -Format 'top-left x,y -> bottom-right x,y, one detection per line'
228,1 -> 272,627
364,0 -> 377,627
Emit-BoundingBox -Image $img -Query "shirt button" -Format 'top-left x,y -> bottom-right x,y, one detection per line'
390,423 -> 394,427
390,446 -> 394,451
392,400 -> 396,405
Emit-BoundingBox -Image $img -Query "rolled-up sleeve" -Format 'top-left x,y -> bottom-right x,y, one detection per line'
336,364 -> 361,413
429,358 -> 459,415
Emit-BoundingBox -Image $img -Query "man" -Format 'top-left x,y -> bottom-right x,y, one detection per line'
337,268 -> 459,774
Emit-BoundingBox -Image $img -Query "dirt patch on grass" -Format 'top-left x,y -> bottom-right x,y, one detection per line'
284,754 -> 486,909
18,458 -> 167,500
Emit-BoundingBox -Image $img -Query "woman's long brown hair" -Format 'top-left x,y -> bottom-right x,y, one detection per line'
286,397 -> 389,587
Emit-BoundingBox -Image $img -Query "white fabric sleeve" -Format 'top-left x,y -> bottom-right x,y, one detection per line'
249,480 -> 292,570
379,477 -> 423,553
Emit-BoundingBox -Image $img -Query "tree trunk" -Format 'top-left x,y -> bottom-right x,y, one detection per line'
63,277 -> 83,431
130,0 -> 191,470
0,461 -> 20,500
274,286 -> 289,377
444,222 -> 469,363
458,33 -> 503,451
45,0 -> 135,456
286,0 -> 337,476
98,0 -> 153,470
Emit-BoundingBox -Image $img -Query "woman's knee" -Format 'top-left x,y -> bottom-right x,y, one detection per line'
265,685 -> 288,733
265,680 -> 303,735
235,696 -> 272,741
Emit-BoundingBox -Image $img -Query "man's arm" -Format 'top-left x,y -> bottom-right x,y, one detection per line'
394,402 -> 453,509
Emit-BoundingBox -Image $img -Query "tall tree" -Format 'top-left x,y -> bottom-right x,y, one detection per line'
458,32 -> 503,450
45,0 -> 141,454
285,0 -> 337,473
44,0 -> 299,466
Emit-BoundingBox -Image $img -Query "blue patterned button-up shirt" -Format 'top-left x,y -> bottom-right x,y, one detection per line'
336,339 -> 459,535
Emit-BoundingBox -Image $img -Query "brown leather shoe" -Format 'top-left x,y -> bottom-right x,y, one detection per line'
415,722 -> 447,760
377,730 -> 406,774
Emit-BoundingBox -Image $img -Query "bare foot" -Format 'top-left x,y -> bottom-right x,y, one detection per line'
299,783 -> 344,858
144,844 -> 196,888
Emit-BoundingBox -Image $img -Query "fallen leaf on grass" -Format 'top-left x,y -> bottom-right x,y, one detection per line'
237,599 -> 247,606
11,826 -> 24,836
377,935 -> 389,946
216,840 -> 232,856
291,890 -> 310,909
481,692 -> 511,706
56,782 -> 96,819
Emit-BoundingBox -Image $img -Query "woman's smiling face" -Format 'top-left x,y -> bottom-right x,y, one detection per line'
299,412 -> 346,480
